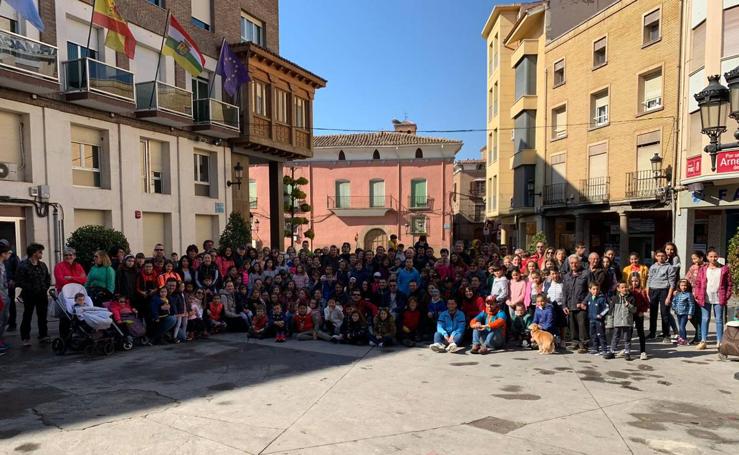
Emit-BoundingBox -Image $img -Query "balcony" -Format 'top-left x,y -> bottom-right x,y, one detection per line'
0,29 -> 59,94
135,80 -> 193,127
327,195 -> 398,217
408,196 -> 434,211
192,98 -> 240,138
580,177 -> 609,204
626,170 -> 665,199
543,183 -> 568,206
61,57 -> 135,112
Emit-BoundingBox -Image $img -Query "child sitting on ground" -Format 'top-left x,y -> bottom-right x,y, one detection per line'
323,298 -> 344,341
250,304 -> 269,339
400,297 -> 422,347
293,302 -> 330,341
271,302 -> 288,342
606,282 -> 636,360
671,279 -> 696,346
206,294 -> 226,334
587,282 -> 609,356
371,307 -> 396,347
342,310 -> 369,345
509,303 -> 532,347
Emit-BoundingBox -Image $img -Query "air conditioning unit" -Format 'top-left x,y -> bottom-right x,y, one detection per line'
0,162 -> 18,181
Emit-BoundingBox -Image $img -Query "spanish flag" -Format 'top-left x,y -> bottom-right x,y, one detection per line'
162,14 -> 205,76
92,0 -> 136,59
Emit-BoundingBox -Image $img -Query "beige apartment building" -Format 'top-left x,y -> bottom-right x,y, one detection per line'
675,0 -> 739,257
541,0 -> 681,259
451,157 -> 486,244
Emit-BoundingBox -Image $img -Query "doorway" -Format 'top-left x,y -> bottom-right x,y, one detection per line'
0,216 -> 25,254
364,228 -> 387,252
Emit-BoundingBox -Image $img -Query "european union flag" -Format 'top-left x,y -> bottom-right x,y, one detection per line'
216,41 -> 249,98
6,0 -> 45,32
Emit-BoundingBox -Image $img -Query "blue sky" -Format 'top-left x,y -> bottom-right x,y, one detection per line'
279,0 -> 496,160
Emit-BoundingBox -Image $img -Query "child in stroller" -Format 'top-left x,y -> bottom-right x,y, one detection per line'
51,284 -> 121,356
106,295 -> 149,348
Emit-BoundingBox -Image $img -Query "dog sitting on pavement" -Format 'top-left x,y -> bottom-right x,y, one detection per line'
529,323 -> 555,354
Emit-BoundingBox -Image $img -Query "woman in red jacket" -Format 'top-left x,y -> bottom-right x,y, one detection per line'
53,247 -> 87,292
692,249 -> 732,350
460,286 -> 484,322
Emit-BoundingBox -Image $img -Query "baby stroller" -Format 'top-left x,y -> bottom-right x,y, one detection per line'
101,299 -> 148,349
50,284 -> 123,356
718,321 -> 739,361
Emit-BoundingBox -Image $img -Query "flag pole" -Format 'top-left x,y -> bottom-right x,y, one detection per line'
86,0 -> 97,54
149,9 -> 171,109
208,38 -> 226,100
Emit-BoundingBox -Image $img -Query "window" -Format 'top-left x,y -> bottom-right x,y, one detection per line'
191,0 -> 211,31
493,82 -> 498,117
723,5 -> 739,58
691,22 -> 706,72
551,105 -> 567,140
514,111 -> 536,152
636,131 -> 661,172
370,179 -> 385,207
67,42 -> 97,60
643,9 -> 661,46
241,12 -> 264,46
550,154 -> 566,187
493,34 -> 498,71
248,179 -> 257,209
0,111 -> 21,174
295,97 -> 307,128
591,89 -> 609,127
192,77 -> 209,101
553,59 -> 565,87
147,0 -> 164,7
0,14 -> 18,33
410,179 -> 427,208
593,37 -> 607,68
252,80 -> 267,116
372,150 -> 380,160
471,180 -> 485,197
338,150 -> 346,160
488,88 -> 493,120
275,89 -> 288,123
415,148 -> 423,159
140,139 -> 165,194
194,152 -> 212,197
410,216 -> 427,235
492,129 -> 498,162
639,69 -> 663,113
514,55 -> 537,100
71,126 -> 102,188
688,68 -> 705,113
335,180 -> 350,208
588,142 -> 608,180
512,165 -> 535,208
691,0 -> 707,28
488,42 -> 493,75
491,175 -> 497,211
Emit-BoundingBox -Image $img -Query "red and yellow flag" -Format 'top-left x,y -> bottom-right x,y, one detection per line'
92,0 -> 136,59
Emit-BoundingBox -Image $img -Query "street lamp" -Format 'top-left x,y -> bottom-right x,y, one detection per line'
695,75 -> 731,171
227,162 -> 244,188
649,152 -> 674,204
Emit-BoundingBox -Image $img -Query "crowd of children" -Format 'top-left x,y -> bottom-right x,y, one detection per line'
1,237 -> 737,359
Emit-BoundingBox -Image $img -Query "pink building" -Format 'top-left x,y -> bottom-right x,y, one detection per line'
249,120 -> 462,251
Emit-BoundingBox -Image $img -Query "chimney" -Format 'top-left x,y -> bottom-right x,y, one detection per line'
392,118 -> 417,135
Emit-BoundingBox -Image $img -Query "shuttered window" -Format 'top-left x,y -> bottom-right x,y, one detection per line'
588,143 -> 608,179
688,68 -> 705,113
636,131 -> 661,172
723,6 -> 739,58
191,0 -> 211,30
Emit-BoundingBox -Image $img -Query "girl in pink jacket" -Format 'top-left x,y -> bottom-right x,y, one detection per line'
692,250 -> 732,349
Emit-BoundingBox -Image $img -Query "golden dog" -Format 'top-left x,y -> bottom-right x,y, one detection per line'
529,323 -> 555,354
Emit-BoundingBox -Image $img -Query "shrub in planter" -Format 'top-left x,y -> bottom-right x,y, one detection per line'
67,225 -> 129,271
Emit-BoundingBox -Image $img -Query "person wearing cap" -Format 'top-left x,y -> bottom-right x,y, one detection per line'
53,247 -> 87,292
469,296 -> 507,354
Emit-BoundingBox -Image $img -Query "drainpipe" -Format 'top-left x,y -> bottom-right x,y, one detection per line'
672,0 -> 686,244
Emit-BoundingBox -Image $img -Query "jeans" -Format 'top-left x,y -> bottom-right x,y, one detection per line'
633,314 -> 646,354
690,304 -> 702,341
20,292 -> 48,341
7,284 -> 16,326
153,315 -> 177,341
173,315 -> 188,341
472,329 -> 504,349
648,288 -> 671,337
569,310 -> 588,345
700,304 -> 725,344
434,332 -> 462,346
677,314 -> 689,340
610,326 -> 633,354
589,319 -> 607,353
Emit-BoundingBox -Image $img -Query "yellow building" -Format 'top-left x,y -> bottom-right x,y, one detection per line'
675,0 -> 739,256
542,0 -> 681,258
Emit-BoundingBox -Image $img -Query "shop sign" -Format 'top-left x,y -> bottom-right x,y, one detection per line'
686,155 -> 702,178
717,149 -> 739,174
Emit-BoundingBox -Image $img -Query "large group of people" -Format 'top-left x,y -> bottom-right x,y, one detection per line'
0,235 -> 737,360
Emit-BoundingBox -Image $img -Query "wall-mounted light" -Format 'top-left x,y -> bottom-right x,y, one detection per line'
227,162 -> 244,188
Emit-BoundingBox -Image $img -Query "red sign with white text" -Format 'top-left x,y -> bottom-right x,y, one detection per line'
686,155 -> 702,178
717,149 -> 739,174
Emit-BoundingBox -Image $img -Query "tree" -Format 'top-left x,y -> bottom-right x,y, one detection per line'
219,211 -> 251,251
67,225 -> 130,271
527,231 -> 548,254
727,227 -> 739,295
283,169 -> 311,246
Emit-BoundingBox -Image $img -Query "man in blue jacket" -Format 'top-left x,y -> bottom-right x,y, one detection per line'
429,299 -> 466,353
396,258 -> 420,296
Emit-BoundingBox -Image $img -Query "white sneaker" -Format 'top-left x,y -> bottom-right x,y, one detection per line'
640,352 -> 648,360
429,343 -> 445,353
447,342 -> 459,353
616,349 -> 625,358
